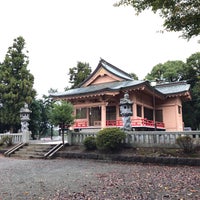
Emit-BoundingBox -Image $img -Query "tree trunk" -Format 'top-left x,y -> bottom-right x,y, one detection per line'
62,128 -> 65,145
10,126 -> 14,133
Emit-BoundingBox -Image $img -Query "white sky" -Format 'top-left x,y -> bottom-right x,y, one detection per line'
0,0 -> 199,98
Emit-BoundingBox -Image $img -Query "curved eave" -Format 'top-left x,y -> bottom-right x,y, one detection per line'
51,83 -> 146,101
100,61 -> 133,81
165,91 -> 191,101
53,92 -> 112,101
140,81 -> 165,99
78,58 -> 133,87
51,89 -> 119,100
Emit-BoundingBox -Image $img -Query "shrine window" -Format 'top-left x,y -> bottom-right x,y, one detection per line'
144,107 -> 153,120
137,105 -> 142,117
106,106 -> 116,120
156,109 -> 163,122
76,108 -> 87,119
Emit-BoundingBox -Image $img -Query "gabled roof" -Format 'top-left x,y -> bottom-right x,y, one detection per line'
100,58 -> 133,81
79,58 -> 133,87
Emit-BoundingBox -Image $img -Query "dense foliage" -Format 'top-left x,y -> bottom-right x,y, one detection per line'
129,72 -> 138,80
0,36 -> 36,132
96,128 -> 126,152
68,61 -> 92,89
0,135 -> 13,146
83,136 -> 97,150
183,52 -> 200,130
50,101 -> 74,127
176,136 -> 193,153
145,60 -> 188,82
29,95 -> 54,139
115,0 -> 200,39
49,101 -> 74,143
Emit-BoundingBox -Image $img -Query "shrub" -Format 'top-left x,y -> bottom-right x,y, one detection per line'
193,139 -> 200,152
83,136 -> 96,150
0,138 -> 4,146
176,135 -> 193,153
0,135 -> 13,147
96,128 -> 126,152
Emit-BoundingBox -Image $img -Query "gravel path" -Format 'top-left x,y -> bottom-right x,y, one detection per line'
0,156 -> 200,200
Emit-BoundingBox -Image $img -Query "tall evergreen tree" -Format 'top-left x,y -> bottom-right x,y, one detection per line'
68,61 -> 92,89
0,36 -> 36,132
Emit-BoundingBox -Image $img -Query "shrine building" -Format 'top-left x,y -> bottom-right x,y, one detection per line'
51,58 -> 191,131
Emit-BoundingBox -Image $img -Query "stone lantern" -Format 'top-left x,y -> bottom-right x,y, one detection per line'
120,93 -> 133,131
20,103 -> 32,133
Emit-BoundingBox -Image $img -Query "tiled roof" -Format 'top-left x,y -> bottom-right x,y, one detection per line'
51,80 -> 191,98
155,81 -> 190,95
51,80 -> 145,97
50,57 -> 190,99
101,60 -> 133,81
79,58 -> 133,87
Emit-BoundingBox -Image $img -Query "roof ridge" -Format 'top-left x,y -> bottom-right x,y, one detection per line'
100,58 -> 132,79
155,81 -> 187,87
78,58 -> 133,87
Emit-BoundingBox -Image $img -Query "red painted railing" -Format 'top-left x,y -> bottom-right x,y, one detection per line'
73,118 -> 165,129
74,120 -> 88,127
155,121 -> 165,129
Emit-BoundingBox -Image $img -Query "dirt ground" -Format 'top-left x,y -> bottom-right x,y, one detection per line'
0,155 -> 200,200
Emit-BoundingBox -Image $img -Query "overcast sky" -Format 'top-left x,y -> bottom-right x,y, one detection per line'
0,0 -> 199,98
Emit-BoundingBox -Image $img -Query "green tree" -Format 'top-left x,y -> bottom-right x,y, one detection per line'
0,36 -> 36,132
114,0 -> 200,39
186,52 -> 200,86
30,88 -> 58,139
129,72 -> 138,80
29,96 -> 54,139
163,61 -> 187,82
48,88 -> 58,94
29,99 -> 42,139
40,92 -> 56,137
145,63 -> 165,81
49,101 -> 74,144
145,60 -> 187,82
183,52 -> 200,130
68,61 -> 92,88
183,80 -> 200,130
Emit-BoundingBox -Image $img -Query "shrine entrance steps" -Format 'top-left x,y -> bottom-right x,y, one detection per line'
5,143 -> 64,159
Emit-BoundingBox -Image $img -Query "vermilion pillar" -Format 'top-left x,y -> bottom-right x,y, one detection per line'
101,104 -> 106,129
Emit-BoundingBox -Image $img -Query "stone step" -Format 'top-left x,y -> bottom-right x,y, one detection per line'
18,146 -> 53,152
11,151 -> 46,156
10,144 -> 56,159
18,145 -> 52,149
11,154 -> 44,159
